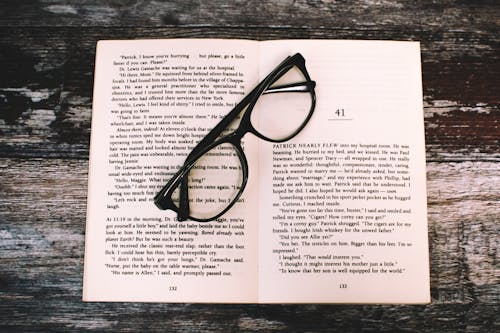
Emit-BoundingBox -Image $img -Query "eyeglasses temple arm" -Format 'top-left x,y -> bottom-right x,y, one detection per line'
185,85 -> 260,162
178,176 -> 189,221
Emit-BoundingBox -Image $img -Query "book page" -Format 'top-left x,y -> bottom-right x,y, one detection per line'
258,40 -> 430,303
83,39 -> 261,302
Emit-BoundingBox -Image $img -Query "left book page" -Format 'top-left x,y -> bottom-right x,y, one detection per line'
83,39 -> 261,302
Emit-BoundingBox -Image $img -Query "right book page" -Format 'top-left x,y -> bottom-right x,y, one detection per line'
257,40 -> 430,303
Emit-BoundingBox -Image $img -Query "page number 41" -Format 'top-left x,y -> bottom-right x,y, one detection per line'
329,108 -> 352,121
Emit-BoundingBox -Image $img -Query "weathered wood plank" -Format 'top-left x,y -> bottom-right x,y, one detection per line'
0,0 -> 498,32
0,1 -> 498,331
0,27 -> 498,161
0,158 -> 498,331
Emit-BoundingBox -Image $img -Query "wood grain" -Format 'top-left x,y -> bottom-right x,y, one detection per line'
0,1 -> 498,31
0,0 -> 498,331
1,158 -> 498,331
0,25 -> 497,161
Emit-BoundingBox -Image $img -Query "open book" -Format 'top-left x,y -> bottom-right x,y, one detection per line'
83,39 -> 430,303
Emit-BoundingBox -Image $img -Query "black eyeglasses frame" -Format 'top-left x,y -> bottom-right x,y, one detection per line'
154,53 -> 316,222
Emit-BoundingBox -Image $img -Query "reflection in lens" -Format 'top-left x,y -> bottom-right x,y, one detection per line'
186,142 -> 243,220
250,65 -> 313,141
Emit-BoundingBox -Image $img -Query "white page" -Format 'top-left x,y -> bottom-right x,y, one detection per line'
258,40 -> 429,303
83,39 -> 261,302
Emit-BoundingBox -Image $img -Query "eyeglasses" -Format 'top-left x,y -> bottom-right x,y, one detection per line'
154,53 -> 316,222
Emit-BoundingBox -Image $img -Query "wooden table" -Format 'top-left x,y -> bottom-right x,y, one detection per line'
1,1 -> 498,331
